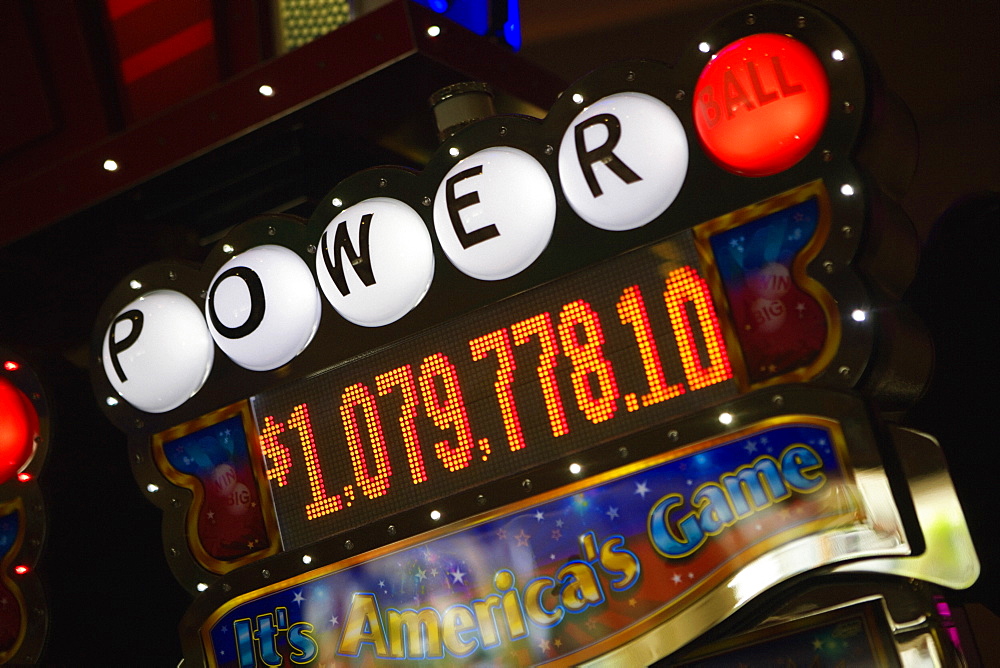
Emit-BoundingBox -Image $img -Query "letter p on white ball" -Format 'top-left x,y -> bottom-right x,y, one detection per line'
102,290 -> 215,413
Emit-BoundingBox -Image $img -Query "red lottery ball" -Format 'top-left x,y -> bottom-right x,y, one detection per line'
694,33 -> 830,177
0,376 -> 38,485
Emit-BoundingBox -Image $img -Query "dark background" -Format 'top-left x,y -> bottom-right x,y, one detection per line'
0,0 -> 996,663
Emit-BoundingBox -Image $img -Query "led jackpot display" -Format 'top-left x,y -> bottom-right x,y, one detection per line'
91,0 -> 913,592
252,231 -> 736,549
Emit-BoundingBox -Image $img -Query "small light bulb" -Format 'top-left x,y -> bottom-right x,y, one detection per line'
258,84 -> 275,97
331,197 -> 343,207
222,244 -> 235,254
106,396 -> 119,407
719,412 -> 734,425
430,510 -> 442,521
698,42 -> 711,53
196,582 -> 209,592
103,159 -> 119,172
14,565 -> 29,575
448,147 -> 460,157
17,472 -> 32,483
571,93 -> 584,104
302,554 -> 313,565
129,279 -> 142,290
851,309 -> 867,322
840,184 -> 855,197
426,25 -> 441,37
569,463 -> 582,475
146,483 -> 159,493
3,360 -> 19,371
831,49 -> 845,61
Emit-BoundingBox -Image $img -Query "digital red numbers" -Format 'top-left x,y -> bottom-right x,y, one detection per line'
663,266 -> 733,390
511,313 -> 570,438
417,353 -> 479,472
557,300 -> 620,424
256,264 -> 735,536
374,365 -> 427,485
289,403 -> 344,520
470,328 -> 526,452
617,285 -> 685,412
341,384 -> 392,500
259,415 -> 292,486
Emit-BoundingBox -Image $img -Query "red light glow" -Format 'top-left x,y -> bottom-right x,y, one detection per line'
14,565 -> 29,575
3,360 -> 19,371
0,376 -> 39,485
17,472 -> 32,482
693,33 -> 830,176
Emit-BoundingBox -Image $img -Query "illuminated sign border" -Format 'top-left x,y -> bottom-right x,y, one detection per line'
182,388 -> 916,666
89,1 -> 923,594
177,384 -> 922,659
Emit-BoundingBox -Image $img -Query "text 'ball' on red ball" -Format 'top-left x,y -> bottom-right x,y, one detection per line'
693,33 -> 830,177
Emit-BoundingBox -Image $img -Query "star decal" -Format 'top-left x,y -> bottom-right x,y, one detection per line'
672,573 -> 683,584
634,480 -> 650,498
605,506 -> 619,521
534,510 -> 545,522
292,590 -> 305,605
514,529 -> 531,546
449,567 -> 466,585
